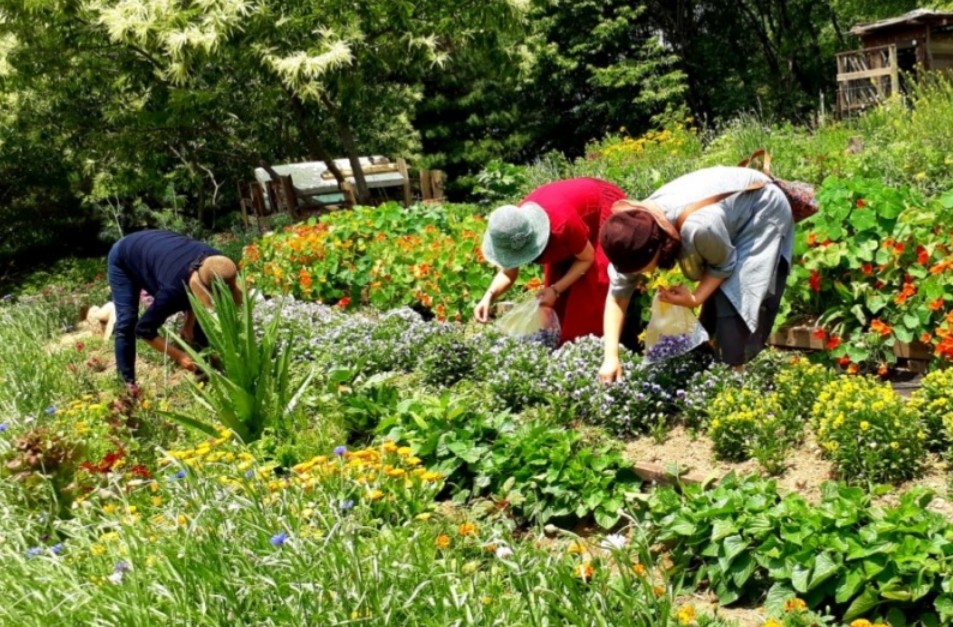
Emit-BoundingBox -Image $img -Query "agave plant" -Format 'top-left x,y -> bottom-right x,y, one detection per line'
165,277 -> 312,443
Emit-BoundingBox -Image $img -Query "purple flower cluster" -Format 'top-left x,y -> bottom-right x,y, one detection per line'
645,334 -> 695,363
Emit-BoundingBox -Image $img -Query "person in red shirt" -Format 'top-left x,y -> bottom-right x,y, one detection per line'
475,178 -> 626,345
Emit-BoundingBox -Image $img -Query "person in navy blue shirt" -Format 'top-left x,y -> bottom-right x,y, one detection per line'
106,230 -> 242,386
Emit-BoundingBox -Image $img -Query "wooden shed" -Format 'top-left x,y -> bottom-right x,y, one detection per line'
836,9 -> 953,114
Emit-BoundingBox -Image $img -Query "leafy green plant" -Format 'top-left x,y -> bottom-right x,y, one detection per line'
648,474 -> 953,624
164,279 -> 313,443
472,160 -> 527,205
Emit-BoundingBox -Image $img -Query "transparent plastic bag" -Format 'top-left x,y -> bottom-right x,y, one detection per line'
496,294 -> 561,348
642,292 -> 708,364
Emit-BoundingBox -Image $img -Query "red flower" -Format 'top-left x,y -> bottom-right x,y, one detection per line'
921,332 -> 933,344
809,270 -> 822,293
877,363 -> 889,377
856,198 -> 866,208
812,328 -> 827,340
917,245 -> 929,266
894,241 -> 906,255
861,263 -> 873,275
930,297 -> 944,311
807,232 -> 818,247
847,363 -> 860,375
336,296 -> 351,309
836,356 -> 851,368
826,335 -> 842,351
75,342 -> 85,351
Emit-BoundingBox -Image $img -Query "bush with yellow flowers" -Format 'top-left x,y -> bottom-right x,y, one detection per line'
771,355 -> 834,420
707,387 -> 793,474
907,367 -> 953,452
812,376 -> 926,485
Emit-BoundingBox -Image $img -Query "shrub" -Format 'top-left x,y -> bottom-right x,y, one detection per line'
419,329 -> 475,388
707,388 -> 791,474
908,367 -> 953,452
811,377 -> 926,485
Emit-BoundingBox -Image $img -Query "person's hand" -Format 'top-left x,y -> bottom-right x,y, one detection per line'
659,285 -> 698,308
125,382 -> 141,399
536,286 -> 558,308
474,296 -> 492,323
598,357 -> 623,384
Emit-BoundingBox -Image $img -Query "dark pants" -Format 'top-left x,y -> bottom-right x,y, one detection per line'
107,243 -> 140,383
699,258 -> 790,366
620,298 -> 646,352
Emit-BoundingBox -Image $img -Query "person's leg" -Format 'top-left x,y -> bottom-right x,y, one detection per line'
107,245 -> 141,384
753,258 -> 790,351
620,297 -> 645,352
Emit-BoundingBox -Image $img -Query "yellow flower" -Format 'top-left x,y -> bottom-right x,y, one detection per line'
764,620 -> 782,627
177,514 -> 189,526
102,503 -> 116,515
368,489 -> 384,501
382,440 -> 399,453
632,562 -> 647,576
90,544 -> 106,556
435,534 -> 451,550
567,541 -> 586,555
860,421 -> 870,431
784,597 -> 807,612
151,496 -> 163,507
415,513 -> 432,521
676,604 -> 696,625
458,522 -> 478,537
849,620 -> 873,627
397,446 -> 413,456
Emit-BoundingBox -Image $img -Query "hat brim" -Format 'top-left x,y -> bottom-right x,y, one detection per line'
481,203 -> 550,269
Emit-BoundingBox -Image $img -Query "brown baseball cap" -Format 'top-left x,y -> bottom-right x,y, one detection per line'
599,210 -> 663,273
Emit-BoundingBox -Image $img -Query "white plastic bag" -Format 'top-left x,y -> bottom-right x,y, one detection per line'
642,292 -> 708,364
496,294 -> 561,348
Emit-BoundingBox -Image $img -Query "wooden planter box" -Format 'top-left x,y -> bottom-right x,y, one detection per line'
768,325 -> 933,368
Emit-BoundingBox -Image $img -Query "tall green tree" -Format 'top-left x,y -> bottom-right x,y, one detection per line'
519,0 -> 688,156
90,0 -> 527,203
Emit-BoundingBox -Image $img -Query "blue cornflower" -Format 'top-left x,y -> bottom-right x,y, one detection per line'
244,470 -> 255,479
333,445 -> 347,456
0,423 -> 8,432
173,469 -> 187,480
26,547 -> 42,558
339,499 -> 355,511
51,544 -> 63,555
45,406 -> 57,415
270,532 -> 289,546
115,560 -> 131,573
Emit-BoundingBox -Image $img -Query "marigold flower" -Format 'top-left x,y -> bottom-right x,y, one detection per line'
573,562 -> 594,581
435,534 -> 451,550
784,597 -> 807,612
675,604 -> 696,625
807,232 -> 818,246
847,364 -> 860,375
458,522 -> 479,537
849,620 -> 873,627
632,562 -> 647,576
921,332 -> 932,344
764,620 -> 782,627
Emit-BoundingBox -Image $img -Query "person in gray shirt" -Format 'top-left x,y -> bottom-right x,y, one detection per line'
597,166 -> 794,382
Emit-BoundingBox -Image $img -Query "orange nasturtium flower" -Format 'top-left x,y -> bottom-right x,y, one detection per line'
870,319 -> 892,337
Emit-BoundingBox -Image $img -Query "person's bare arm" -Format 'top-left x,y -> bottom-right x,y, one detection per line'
474,267 -> 520,322
599,293 -> 629,383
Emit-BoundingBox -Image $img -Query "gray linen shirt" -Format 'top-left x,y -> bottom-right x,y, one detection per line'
609,166 -> 794,332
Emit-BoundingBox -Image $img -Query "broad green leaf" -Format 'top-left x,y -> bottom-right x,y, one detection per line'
835,569 -> 865,603
843,587 -> 881,621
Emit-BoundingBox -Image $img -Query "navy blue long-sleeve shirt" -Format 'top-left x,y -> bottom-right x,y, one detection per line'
112,230 -> 220,340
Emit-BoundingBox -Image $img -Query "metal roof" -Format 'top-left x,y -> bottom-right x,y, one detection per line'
851,9 -> 953,36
